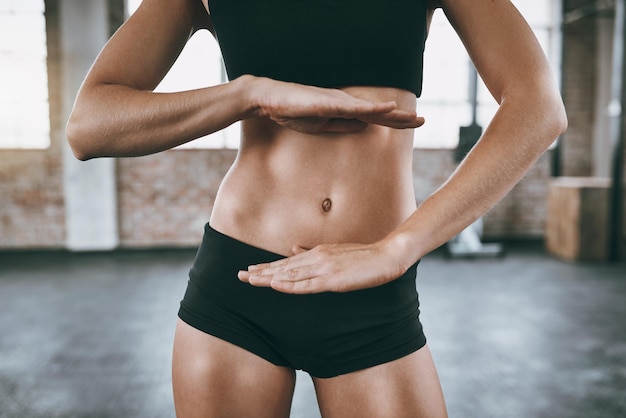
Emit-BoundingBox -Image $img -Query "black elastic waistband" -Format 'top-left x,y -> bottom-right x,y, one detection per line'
205,223 -> 286,262
204,223 -> 420,274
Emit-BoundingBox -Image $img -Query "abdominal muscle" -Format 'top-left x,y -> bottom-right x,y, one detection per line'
209,86 -> 418,256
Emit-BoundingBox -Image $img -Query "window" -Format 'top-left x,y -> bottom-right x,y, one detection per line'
418,0 -> 562,148
0,0 -> 50,149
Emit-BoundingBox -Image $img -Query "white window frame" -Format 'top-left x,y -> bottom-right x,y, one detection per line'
0,0 -> 50,150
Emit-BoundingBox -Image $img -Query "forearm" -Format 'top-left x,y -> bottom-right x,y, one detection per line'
66,75 -> 256,160
384,91 -> 567,268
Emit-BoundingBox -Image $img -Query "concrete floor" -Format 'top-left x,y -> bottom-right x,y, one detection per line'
0,243 -> 625,418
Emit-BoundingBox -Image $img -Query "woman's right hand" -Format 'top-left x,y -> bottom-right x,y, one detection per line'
248,77 -> 425,134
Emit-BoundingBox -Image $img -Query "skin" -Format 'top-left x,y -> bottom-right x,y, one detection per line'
66,0 -> 567,416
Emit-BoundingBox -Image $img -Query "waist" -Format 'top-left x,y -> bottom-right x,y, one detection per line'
211,91 -> 418,255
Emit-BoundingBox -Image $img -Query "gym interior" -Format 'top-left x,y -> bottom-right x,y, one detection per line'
1,1 -> 625,417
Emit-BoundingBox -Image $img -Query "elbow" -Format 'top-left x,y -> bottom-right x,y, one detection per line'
65,112 -> 100,161
523,88 -> 568,145
549,94 -> 569,137
65,123 -> 92,161
503,82 -> 568,145
546,94 -> 568,139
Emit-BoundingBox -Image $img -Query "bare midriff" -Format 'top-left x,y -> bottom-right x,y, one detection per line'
210,86 -> 418,256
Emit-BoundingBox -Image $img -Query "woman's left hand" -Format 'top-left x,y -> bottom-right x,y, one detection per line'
237,242 -> 408,294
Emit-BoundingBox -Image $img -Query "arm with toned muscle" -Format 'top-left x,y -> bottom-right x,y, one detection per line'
66,0 -> 422,161
388,0 -> 567,266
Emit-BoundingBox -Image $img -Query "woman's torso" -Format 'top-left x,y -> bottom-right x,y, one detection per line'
210,86 -> 418,256
202,0 -> 428,255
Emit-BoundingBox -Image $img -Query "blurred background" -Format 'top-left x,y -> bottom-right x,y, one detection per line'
0,0 -> 625,417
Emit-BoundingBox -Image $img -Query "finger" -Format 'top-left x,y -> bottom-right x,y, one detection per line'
317,100 -> 397,119
239,261 -> 280,286
275,260 -> 329,283
361,112 -> 425,129
362,100 -> 398,114
243,264 -> 317,288
320,112 -> 424,133
271,277 -> 321,294
246,261 -> 272,272
238,268 -> 286,287
271,272 -> 347,294
243,258 -> 301,279
248,272 -> 274,287
237,270 -> 253,283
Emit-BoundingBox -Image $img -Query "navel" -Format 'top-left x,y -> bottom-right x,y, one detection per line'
321,197 -> 332,213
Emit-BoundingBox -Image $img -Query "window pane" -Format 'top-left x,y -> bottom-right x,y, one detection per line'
0,0 -> 50,149
417,10 -> 470,148
418,0 -> 561,148
515,0 -> 552,26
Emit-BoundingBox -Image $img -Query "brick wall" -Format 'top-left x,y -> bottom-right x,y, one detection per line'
117,149 -> 236,247
0,0 -> 65,249
0,1 -> 622,250
412,149 -> 553,240
561,0 -> 626,255
560,0 -> 597,177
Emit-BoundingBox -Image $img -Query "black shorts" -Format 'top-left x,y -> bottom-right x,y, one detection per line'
178,224 -> 427,378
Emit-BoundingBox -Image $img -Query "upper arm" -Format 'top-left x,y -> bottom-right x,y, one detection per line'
439,0 -> 557,104
82,0 -> 213,92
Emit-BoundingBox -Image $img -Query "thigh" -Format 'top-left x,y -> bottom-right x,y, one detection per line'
172,319 -> 296,418
312,345 -> 447,418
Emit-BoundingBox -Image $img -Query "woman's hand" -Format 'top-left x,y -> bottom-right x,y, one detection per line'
237,241 -> 409,294
249,77 -> 425,134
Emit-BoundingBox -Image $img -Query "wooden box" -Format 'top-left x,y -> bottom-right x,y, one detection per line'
546,177 -> 611,261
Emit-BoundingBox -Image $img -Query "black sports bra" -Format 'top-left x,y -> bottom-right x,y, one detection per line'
208,0 -> 428,96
